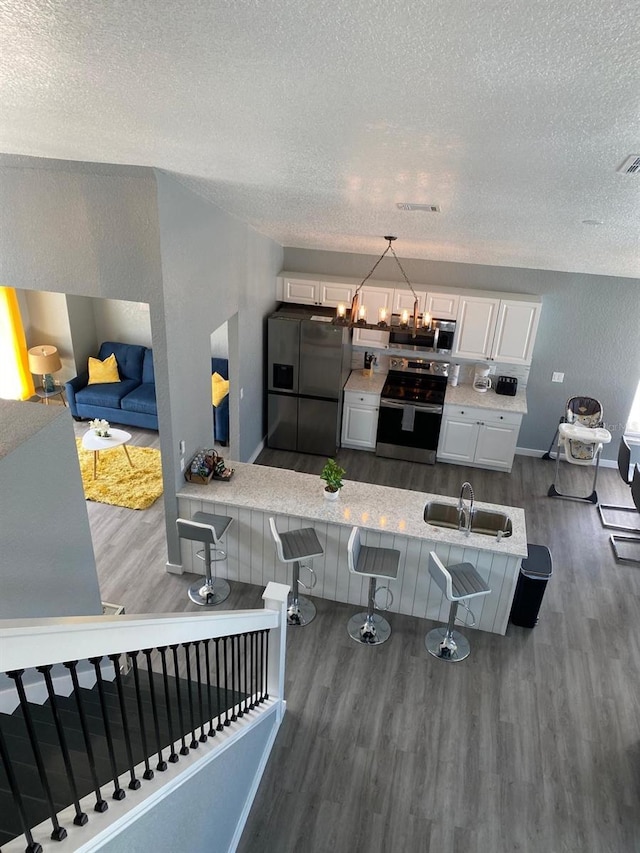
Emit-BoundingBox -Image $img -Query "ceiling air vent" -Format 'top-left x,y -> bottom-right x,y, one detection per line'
617,155 -> 640,174
396,203 -> 440,212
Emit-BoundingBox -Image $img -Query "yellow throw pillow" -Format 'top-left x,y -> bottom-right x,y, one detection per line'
87,352 -> 120,385
212,372 -> 229,407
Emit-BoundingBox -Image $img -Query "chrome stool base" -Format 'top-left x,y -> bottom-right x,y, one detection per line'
425,627 -> 470,662
188,578 -> 231,607
287,594 -> 316,626
347,612 -> 392,646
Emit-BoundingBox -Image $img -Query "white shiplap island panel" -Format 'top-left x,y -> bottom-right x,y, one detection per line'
177,462 -> 528,635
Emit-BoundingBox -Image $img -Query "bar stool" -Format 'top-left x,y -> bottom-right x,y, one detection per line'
425,551 -> 491,662
269,517 -> 323,626
177,511 -> 233,606
346,526 -> 400,646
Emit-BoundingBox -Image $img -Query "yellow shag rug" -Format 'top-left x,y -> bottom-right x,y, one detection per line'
75,439 -> 163,510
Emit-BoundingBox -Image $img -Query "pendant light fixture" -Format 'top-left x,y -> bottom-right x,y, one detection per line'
334,236 -> 423,338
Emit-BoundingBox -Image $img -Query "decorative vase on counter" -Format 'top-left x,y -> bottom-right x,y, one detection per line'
323,487 -> 341,501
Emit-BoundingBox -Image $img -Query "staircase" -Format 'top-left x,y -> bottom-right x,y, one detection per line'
0,583 -> 289,852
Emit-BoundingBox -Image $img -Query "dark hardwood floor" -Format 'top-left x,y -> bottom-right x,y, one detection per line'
74,415 -> 640,852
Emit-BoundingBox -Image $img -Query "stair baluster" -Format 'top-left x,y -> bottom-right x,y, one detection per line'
156,647 -> 179,763
0,721 -> 44,853
223,637 -> 231,727
193,642 -> 208,743
36,665 -> 89,826
6,669 -> 68,841
243,634 -> 249,714
169,645 -> 190,756
182,643 -> 198,749
203,639 -> 215,738
230,635 -> 238,722
214,638 -> 224,732
88,657 -> 125,801
108,654 -> 141,790
142,649 -> 168,771
128,652 -> 154,780
264,630 -> 270,701
64,661 -> 109,812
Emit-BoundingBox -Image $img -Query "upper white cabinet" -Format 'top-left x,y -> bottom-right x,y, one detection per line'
391,288 -> 426,316
453,296 -> 501,360
352,285 -> 394,348
425,292 -> 459,321
390,289 -> 459,321
281,277 -> 354,307
320,281 -> 354,308
491,300 -> 541,364
453,296 -> 541,364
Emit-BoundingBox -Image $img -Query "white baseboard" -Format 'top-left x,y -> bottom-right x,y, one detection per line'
165,562 -> 183,575
515,446 -> 617,468
247,438 -> 265,465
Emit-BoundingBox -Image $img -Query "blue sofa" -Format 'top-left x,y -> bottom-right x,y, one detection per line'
65,341 -> 158,431
212,357 -> 229,446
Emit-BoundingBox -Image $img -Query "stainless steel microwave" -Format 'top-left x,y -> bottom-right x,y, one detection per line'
388,319 -> 456,354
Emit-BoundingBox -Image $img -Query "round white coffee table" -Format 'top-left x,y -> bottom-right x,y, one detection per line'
81,428 -> 134,480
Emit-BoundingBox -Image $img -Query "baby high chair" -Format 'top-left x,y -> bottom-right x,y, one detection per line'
546,396 -> 611,503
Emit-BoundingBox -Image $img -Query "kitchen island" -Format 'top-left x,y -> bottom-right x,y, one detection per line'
177,463 -> 527,635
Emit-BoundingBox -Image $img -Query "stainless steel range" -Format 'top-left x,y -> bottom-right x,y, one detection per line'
376,357 -> 449,465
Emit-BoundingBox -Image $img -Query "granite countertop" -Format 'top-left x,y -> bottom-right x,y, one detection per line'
178,461 -> 527,557
444,383 -> 528,415
344,370 -> 388,395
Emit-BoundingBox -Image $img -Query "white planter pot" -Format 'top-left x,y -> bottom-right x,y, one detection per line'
323,487 -> 341,501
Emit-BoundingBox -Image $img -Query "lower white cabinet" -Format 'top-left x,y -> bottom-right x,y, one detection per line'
341,390 -> 380,450
437,406 -> 522,472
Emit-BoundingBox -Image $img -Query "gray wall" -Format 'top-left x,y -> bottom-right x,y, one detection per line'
0,401 -> 102,618
0,155 -> 282,573
284,247 -> 640,460
99,711 -> 276,853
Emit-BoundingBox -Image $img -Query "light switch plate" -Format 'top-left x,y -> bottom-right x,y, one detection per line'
552,372 -> 564,383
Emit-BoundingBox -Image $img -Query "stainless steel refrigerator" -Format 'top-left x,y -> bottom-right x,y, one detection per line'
267,306 -> 352,455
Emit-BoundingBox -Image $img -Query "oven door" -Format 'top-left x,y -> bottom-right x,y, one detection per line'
375,399 -> 443,465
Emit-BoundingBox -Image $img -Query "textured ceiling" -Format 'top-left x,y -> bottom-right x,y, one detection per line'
0,0 -> 639,278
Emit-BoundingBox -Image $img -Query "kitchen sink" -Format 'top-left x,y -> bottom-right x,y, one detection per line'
423,501 -> 512,538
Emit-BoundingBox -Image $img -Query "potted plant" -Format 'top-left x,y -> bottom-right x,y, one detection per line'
320,458 -> 346,501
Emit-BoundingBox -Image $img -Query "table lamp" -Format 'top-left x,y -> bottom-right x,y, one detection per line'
28,345 -> 62,393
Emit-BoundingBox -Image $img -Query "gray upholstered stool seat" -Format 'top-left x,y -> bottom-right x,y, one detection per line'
425,551 -> 491,662
177,511 -> 233,606
269,518 -> 323,626
347,526 -> 400,645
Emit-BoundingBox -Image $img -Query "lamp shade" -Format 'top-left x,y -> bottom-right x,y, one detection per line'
28,345 -> 62,375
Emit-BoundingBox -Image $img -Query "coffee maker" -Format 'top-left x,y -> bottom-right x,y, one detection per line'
473,363 -> 493,393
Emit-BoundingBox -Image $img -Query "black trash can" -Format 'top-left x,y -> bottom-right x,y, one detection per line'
509,544 -> 553,628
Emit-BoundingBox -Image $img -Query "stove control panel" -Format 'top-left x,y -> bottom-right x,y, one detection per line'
388,357 -> 450,377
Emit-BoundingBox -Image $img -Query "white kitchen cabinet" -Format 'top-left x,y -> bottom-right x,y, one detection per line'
352,285 -> 393,348
452,296 -> 501,360
453,295 -> 541,364
425,292 -> 460,321
437,406 -> 522,472
391,288 -> 427,317
341,390 -> 380,450
281,277 -> 354,308
320,281 -> 354,307
491,300 -> 541,364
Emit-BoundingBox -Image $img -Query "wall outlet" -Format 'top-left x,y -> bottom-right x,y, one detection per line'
179,440 -> 185,455
552,372 -> 564,383
240,387 -> 244,400
180,457 -> 185,472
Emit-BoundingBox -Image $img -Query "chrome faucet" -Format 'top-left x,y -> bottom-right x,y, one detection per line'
458,482 -> 474,534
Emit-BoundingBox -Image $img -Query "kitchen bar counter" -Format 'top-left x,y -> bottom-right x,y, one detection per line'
177,463 -> 527,635
444,383 -> 528,414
